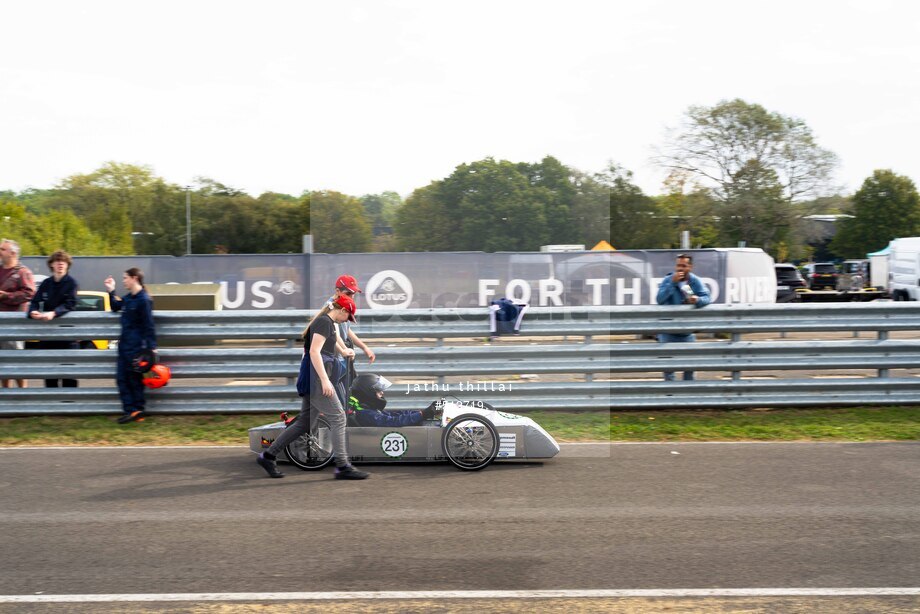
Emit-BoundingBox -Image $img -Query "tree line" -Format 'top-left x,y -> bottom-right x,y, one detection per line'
1,99 -> 916,260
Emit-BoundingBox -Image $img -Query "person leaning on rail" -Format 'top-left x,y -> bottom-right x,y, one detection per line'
655,253 -> 711,381
0,238 -> 35,388
28,250 -> 79,388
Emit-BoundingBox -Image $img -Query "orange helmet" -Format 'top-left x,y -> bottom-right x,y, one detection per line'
142,364 -> 171,389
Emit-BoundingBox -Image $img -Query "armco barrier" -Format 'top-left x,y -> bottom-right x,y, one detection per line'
0,307 -> 613,416
4,303 -> 920,416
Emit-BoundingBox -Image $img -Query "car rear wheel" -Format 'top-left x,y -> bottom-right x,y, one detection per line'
285,415 -> 334,470
442,413 -> 499,471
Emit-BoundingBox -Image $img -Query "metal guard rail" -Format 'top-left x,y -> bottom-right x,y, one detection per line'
4,303 -> 920,341
4,303 -> 920,415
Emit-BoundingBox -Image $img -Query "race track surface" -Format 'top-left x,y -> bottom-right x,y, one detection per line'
0,442 -> 918,611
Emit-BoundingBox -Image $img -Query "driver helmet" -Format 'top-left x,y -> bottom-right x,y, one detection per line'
350,373 -> 392,410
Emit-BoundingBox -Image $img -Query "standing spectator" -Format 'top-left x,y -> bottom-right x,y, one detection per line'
28,250 -> 79,387
104,268 -> 156,424
256,295 -> 369,480
656,254 -> 711,381
0,238 -> 35,388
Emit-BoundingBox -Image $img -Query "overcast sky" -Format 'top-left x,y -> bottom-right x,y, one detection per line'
2,0 -> 918,199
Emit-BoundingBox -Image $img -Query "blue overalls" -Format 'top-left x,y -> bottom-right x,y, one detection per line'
110,289 -> 156,414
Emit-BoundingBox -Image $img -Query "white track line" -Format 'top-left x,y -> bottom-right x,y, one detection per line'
1,588 -> 919,603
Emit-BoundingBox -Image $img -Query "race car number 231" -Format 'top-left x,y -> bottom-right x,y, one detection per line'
381,432 -> 408,458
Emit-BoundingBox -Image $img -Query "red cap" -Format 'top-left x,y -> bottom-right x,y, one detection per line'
335,274 -> 361,293
333,294 -> 357,322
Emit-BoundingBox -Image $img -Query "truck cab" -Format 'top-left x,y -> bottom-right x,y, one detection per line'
888,237 -> 920,301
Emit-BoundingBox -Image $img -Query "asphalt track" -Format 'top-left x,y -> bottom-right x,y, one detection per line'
0,442 -> 918,612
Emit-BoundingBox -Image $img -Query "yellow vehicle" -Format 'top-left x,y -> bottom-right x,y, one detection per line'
74,290 -> 112,349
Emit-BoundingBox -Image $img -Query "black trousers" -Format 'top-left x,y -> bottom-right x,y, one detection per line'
28,340 -> 79,387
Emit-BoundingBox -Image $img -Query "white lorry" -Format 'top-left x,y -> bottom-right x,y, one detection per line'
888,237 -> 920,300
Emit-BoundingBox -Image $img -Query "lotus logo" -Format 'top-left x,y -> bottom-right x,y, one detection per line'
365,270 -> 413,309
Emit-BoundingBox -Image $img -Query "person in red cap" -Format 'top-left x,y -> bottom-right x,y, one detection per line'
328,274 -> 375,395
256,294 -> 369,479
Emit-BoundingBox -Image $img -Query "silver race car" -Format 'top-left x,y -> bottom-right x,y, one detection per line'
248,398 -> 560,471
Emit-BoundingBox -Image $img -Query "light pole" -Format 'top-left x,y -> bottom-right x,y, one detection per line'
185,186 -> 192,255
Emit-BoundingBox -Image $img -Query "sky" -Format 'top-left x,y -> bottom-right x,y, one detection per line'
2,0 -> 919,200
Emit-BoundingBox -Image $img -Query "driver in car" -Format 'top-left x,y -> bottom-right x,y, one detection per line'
348,373 -> 438,427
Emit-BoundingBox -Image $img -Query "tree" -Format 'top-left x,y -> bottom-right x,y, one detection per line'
396,156 -> 613,252
717,160 -> 792,253
0,200 -> 106,255
657,99 -> 838,204
830,170 -> 920,257
309,191 -> 372,253
656,99 -> 838,257
516,157 -> 579,244
361,191 -> 403,251
39,162 -> 167,255
593,163 -> 667,249
656,170 -> 720,248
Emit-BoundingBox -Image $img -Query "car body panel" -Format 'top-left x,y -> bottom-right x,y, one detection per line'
802,262 -> 839,290
248,400 -> 560,463
74,291 -> 112,349
774,263 -> 806,302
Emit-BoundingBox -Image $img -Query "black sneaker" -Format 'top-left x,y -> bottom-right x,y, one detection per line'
334,465 -> 369,480
117,410 -> 147,424
257,453 -> 284,478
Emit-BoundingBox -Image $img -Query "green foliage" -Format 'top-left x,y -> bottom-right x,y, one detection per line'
0,200 -> 106,256
657,99 -> 838,257
360,191 -> 402,252
594,163 -> 667,249
830,170 -> 920,257
50,162 -> 160,254
395,156 -> 614,251
660,99 -> 837,203
717,160 -> 792,253
1,406 -> 917,446
360,191 -> 402,231
657,170 -> 720,248
308,191 -> 372,253
4,165 -> 313,256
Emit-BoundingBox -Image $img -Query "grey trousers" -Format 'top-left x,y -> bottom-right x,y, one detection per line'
266,391 -> 350,467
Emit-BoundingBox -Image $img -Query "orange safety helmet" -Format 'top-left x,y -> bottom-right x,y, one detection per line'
142,364 -> 171,389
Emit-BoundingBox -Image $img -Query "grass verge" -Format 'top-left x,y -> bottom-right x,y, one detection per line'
0,407 -> 917,446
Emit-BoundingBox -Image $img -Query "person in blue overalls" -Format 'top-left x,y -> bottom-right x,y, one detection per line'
104,268 -> 156,424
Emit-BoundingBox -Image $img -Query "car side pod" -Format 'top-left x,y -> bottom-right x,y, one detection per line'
246,399 -> 561,470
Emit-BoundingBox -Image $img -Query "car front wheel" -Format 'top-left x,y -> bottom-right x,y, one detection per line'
442,413 -> 499,471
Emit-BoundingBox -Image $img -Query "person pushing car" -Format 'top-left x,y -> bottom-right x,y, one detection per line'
327,275 -> 375,397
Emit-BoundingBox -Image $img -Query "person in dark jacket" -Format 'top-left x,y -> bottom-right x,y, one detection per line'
28,250 -> 79,387
104,268 -> 157,424
347,373 -> 437,427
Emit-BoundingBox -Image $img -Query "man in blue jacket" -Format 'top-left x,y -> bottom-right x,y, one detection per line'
656,254 -> 711,381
